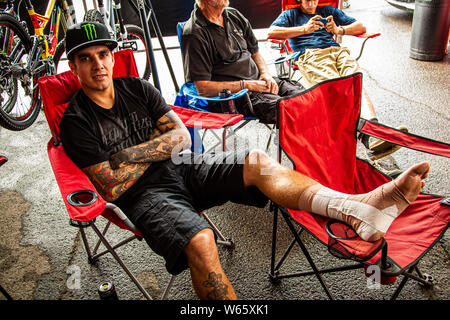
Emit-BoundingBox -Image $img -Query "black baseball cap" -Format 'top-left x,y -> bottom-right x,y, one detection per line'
65,22 -> 118,60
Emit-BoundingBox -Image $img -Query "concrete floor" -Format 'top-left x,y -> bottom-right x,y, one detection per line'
0,0 -> 448,305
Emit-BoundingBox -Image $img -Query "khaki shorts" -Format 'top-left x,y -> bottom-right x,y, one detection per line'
296,46 -> 359,88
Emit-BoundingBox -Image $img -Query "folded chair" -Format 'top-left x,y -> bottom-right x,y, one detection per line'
269,0 -> 380,82
270,73 -> 450,300
176,22 -> 276,153
38,49 -> 237,300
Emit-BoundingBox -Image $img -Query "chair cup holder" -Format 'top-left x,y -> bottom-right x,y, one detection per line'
326,219 -> 358,240
67,190 -> 97,207
325,220 -> 384,263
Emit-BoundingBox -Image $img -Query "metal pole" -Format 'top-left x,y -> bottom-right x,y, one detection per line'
136,0 -> 161,91
145,0 -> 179,92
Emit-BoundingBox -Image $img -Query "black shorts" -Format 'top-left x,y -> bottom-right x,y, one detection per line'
121,150 -> 268,275
209,78 -> 304,123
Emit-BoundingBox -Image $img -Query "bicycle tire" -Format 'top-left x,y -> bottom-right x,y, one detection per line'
0,13 -> 41,131
83,9 -> 104,24
83,10 -> 151,80
121,24 -> 151,81
53,40 -> 66,71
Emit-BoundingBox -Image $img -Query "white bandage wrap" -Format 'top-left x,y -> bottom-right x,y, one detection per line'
310,187 -> 399,235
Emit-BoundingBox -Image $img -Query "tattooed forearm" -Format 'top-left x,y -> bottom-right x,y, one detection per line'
110,133 -> 187,169
82,161 -> 150,202
155,112 -> 178,134
202,272 -> 230,300
81,111 -> 189,200
149,127 -> 162,140
109,111 -> 191,169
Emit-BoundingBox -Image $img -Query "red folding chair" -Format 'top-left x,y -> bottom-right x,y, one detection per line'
269,0 -> 380,81
270,73 -> 450,299
38,49 -> 240,299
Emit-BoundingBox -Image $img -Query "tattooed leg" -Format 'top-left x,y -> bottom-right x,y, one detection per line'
203,272 -> 231,300
184,229 -> 237,300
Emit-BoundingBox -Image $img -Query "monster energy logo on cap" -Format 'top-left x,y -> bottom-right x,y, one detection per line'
65,21 -> 118,60
82,23 -> 97,41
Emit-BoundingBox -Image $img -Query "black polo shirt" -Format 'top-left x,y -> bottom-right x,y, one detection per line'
182,5 -> 260,82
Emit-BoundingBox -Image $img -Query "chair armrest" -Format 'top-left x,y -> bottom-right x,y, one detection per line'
203,89 -> 249,102
358,120 -> 450,158
268,38 -> 286,45
47,140 -> 144,235
354,32 -> 381,39
181,82 -> 248,102
352,33 -> 381,60
47,139 -> 107,222
269,51 -> 301,65
171,105 -> 243,129
268,38 -> 291,55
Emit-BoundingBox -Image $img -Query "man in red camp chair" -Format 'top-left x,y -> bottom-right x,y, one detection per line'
59,21 -> 430,300
181,0 -> 305,123
267,0 -> 408,160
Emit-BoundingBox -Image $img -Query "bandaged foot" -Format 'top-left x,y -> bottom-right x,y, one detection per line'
300,162 -> 430,241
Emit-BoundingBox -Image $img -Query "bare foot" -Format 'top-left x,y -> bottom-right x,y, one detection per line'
394,161 -> 429,203
345,162 -> 430,241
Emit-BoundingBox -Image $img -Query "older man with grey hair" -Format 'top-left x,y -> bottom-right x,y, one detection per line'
181,0 -> 305,123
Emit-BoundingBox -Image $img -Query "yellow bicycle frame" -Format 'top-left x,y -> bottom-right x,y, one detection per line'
27,0 -> 63,58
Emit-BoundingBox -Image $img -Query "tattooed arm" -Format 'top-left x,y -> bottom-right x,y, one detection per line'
82,161 -> 150,202
109,110 -> 191,169
81,110 -> 191,202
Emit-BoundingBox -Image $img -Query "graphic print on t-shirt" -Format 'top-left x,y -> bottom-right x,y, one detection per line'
101,110 -> 154,155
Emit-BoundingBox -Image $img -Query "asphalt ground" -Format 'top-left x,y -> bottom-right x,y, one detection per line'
0,0 -> 448,308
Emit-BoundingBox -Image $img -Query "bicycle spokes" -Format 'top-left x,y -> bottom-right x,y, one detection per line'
0,15 -> 41,131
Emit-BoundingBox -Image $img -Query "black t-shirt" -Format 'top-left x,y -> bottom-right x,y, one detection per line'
59,77 -> 171,169
182,5 -> 260,82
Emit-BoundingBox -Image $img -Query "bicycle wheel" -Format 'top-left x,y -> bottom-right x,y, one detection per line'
53,40 -> 66,72
0,14 -> 41,131
120,24 -> 151,81
83,9 -> 151,80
